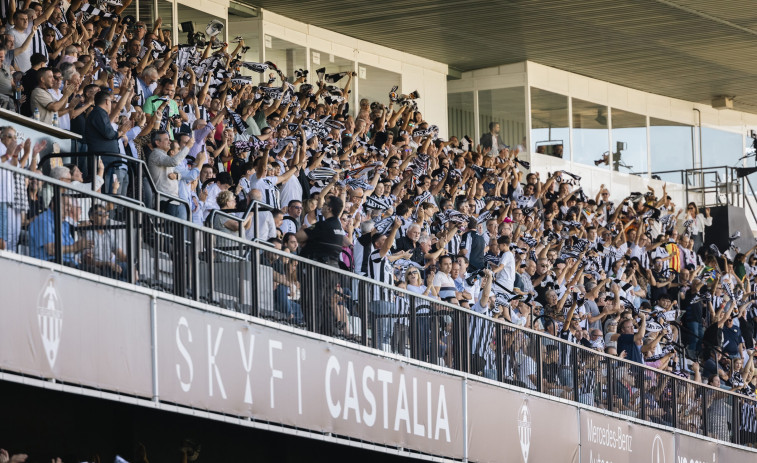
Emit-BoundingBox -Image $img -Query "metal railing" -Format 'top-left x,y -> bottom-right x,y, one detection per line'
206,199 -> 276,241
649,165 -> 757,226
1,162 -> 756,447
39,152 -> 190,219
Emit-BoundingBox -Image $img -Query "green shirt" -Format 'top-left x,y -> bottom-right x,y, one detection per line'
143,96 -> 179,117
143,96 -> 180,139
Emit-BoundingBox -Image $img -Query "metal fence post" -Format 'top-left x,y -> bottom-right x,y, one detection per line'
360,280 -> 369,348
251,246 -> 260,317
732,393 -> 740,445
572,346 -> 579,402
607,358 -> 615,413
495,325 -> 503,383
52,185 -> 63,265
536,337 -> 543,394
670,379 -> 677,430
701,385 -> 708,437
639,367 -> 646,421
192,228 -> 200,302
409,294 -> 417,360
125,207 -> 135,284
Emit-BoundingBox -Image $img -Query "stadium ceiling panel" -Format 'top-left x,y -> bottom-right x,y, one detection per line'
250,0 -> 757,113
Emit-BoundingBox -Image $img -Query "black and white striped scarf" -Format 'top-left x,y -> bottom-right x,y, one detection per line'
79,2 -> 117,20
31,26 -> 47,59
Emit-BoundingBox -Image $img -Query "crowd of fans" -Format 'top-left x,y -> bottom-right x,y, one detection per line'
1,0 -> 757,438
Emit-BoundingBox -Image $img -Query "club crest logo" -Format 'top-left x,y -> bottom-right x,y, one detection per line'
651,434 -> 666,463
518,401 -> 531,463
37,275 -> 63,369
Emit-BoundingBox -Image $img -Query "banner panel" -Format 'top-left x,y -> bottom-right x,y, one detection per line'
466,381 -> 578,463
675,433 -> 717,463
579,409 -> 674,463
155,300 -> 464,459
0,259 -> 152,397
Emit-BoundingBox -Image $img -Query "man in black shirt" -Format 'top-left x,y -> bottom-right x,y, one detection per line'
460,218 -> 485,273
298,196 -> 346,264
297,196 -> 346,334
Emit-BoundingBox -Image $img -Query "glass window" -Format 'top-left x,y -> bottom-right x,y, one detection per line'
477,87 -> 526,155
447,92 -> 475,142
649,118 -> 694,182
265,36 -> 307,86
572,98 -> 609,168
702,127 -> 743,169
157,0 -> 174,43
311,51 -> 355,113
747,131 -> 757,167
530,88 -> 569,159
177,4 -> 229,49
138,1 -> 154,26
228,19 -> 261,65
357,64 -> 401,109
311,50 -> 353,78
611,109 -> 647,175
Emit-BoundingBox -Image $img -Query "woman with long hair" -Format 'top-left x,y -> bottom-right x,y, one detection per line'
683,202 -> 711,252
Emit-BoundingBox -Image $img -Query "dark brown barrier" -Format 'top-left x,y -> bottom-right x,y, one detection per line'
0,258 -> 153,397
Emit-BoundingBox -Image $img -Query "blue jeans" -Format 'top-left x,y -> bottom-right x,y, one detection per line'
369,300 -> 395,347
687,320 -> 704,355
0,203 -> 21,252
104,167 -> 129,196
161,200 -> 188,221
275,285 -> 304,324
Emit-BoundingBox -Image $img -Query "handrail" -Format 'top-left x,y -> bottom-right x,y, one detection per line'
647,164 -> 757,226
206,209 -> 246,239
1,161 -> 755,447
0,160 -> 742,394
40,151 -> 150,199
39,151 -> 190,220
206,200 -> 275,241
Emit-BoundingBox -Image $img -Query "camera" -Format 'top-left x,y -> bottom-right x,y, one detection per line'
465,268 -> 486,286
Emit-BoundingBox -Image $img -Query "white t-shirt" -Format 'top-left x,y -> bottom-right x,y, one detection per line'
279,174 -> 302,209
10,27 -> 32,72
495,250 -> 516,292
433,271 -> 455,288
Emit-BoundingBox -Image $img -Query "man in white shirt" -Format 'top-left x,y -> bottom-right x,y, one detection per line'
9,11 -> 34,72
247,189 -> 277,241
147,130 -> 194,219
434,255 -> 466,304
